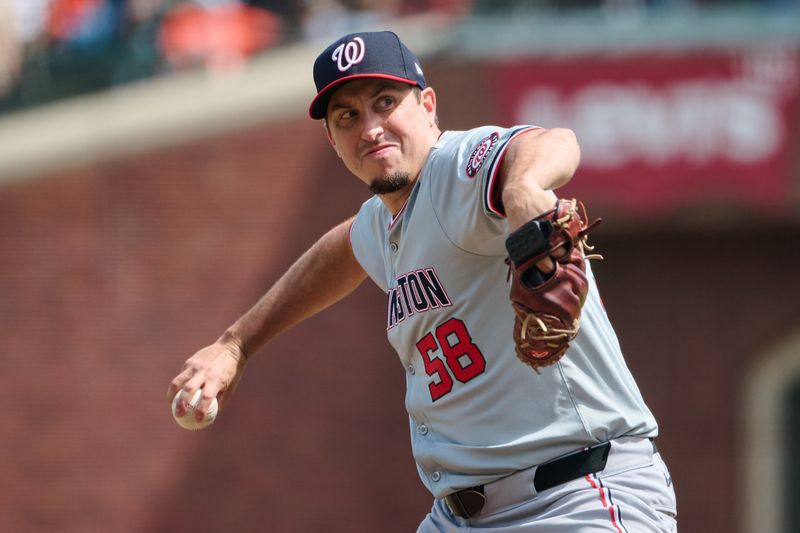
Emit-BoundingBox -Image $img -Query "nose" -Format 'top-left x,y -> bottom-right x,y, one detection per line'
360,110 -> 384,142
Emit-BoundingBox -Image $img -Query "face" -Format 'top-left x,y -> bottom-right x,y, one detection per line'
325,79 -> 438,195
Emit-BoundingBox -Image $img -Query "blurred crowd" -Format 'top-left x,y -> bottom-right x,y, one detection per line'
472,0 -> 800,11
0,0 -> 471,113
0,0 -> 796,114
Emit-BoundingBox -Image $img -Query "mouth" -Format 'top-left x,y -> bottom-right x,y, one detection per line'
363,144 -> 396,158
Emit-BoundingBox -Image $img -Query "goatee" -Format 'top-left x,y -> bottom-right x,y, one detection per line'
369,172 -> 411,195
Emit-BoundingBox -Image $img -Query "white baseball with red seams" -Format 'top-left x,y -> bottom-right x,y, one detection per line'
172,389 -> 218,430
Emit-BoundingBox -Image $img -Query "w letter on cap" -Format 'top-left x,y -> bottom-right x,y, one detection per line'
332,37 -> 366,72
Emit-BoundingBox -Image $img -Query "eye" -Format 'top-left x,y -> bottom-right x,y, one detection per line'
335,109 -> 357,125
375,95 -> 395,111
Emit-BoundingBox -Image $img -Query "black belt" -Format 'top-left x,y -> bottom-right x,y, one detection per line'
444,441 -> 614,520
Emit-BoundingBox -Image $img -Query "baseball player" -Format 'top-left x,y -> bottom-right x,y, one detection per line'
168,31 -> 678,531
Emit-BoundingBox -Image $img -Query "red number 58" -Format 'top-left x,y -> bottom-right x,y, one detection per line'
415,318 -> 486,401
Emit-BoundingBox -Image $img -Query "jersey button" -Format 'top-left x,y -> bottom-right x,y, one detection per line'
431,471 -> 441,482
419,424 -> 428,435
390,242 -> 399,253
407,364 -> 415,375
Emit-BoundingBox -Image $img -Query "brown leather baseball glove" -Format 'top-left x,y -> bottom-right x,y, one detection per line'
504,199 -> 602,372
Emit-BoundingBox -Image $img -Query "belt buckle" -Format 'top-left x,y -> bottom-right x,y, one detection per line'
444,486 -> 486,519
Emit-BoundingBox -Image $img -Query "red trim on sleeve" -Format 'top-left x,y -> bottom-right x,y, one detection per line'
485,127 -> 543,218
347,217 -> 356,246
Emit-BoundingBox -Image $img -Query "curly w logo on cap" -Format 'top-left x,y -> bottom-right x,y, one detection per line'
332,37 -> 366,72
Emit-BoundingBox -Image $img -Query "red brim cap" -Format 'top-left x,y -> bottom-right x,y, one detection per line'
308,31 -> 426,120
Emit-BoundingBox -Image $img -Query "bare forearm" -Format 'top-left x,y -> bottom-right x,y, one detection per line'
500,128 -> 581,230
219,217 -> 367,359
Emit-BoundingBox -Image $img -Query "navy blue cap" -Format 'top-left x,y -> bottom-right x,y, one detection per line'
309,31 -> 427,120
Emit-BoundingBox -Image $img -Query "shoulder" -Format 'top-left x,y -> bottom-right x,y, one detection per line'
352,196 -> 386,230
436,125 -> 536,143
424,125 -> 540,186
433,126 -> 504,151
432,126 -> 538,165
348,198 -> 391,292
353,194 -> 385,216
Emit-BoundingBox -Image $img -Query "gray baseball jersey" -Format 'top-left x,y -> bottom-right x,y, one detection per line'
349,125 -> 658,498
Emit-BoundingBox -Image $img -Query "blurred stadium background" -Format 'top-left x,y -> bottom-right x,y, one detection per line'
1,0 -> 799,532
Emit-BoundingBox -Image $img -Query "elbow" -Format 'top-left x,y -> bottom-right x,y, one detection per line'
558,127 -> 580,159
552,128 -> 581,184
501,126 -> 582,193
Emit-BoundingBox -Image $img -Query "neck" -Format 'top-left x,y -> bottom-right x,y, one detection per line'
380,182 -> 414,216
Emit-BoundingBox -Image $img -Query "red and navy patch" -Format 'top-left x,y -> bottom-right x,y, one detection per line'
465,132 -> 499,178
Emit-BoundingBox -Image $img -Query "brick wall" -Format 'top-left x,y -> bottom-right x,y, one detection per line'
2,96 -> 799,533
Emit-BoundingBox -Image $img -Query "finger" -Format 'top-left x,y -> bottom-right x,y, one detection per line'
537,245 -> 569,273
167,367 -> 194,403
535,255 -> 555,274
172,389 -> 191,418
551,244 -> 567,259
193,362 -> 237,419
208,349 -> 246,412
194,387 -> 225,422
174,374 -> 206,417
194,379 -> 224,421
171,389 -> 188,418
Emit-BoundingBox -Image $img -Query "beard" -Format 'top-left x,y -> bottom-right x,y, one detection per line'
368,172 -> 411,195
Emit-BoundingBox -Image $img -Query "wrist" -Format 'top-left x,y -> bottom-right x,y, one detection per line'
502,186 -> 557,231
217,330 -> 248,362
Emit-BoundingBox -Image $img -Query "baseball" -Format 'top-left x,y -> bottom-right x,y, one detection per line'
172,389 -> 218,430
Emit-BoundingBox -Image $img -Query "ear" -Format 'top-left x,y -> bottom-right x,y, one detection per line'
323,120 -> 340,157
421,87 -> 437,122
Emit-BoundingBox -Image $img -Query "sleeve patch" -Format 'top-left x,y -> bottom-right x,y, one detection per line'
465,131 -> 499,178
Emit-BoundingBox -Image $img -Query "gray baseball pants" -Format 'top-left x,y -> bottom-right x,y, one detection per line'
417,437 -> 677,532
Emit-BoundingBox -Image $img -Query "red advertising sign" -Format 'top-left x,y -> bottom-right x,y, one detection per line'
490,48 -> 800,216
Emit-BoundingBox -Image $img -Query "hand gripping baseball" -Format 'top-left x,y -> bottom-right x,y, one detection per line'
505,199 -> 602,372
167,337 -> 248,426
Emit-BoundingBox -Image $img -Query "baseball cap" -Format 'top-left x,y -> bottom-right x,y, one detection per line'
309,31 -> 427,120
